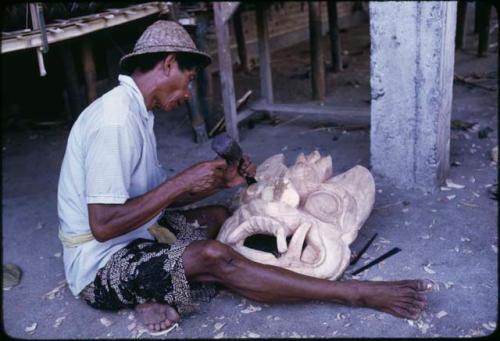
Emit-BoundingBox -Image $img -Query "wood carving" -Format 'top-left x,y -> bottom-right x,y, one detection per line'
217,151 -> 376,280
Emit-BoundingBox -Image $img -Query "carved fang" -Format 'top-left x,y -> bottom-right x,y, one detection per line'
276,228 -> 288,253
286,222 -> 311,261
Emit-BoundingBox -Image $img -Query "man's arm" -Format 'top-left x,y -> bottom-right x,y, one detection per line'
88,159 -> 228,242
169,155 -> 257,207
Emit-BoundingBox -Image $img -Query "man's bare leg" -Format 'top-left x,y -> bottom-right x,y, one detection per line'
134,205 -> 229,331
182,240 -> 432,320
182,204 -> 230,239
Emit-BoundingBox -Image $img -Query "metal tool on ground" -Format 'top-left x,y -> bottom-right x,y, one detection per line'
349,233 -> 378,266
211,132 -> 257,185
350,247 -> 402,276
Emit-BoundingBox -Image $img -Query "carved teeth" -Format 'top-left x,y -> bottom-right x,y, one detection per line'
286,222 -> 311,261
276,228 -> 288,253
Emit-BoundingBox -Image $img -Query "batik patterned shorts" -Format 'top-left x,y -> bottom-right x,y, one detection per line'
79,211 -> 217,315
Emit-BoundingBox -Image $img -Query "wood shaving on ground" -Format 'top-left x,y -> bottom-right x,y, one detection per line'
241,304 -> 262,314
36,222 -> 44,230
482,322 -> 496,331
492,245 -> 498,254
436,311 -> 448,319
290,331 -> 301,338
247,331 -> 261,338
214,331 -> 225,339
423,264 -> 436,274
100,317 -> 113,327
446,179 -> 465,189
214,322 -> 225,332
42,280 -> 67,299
54,252 -> 62,258
446,194 -> 457,200
25,322 -> 37,334
460,201 -> 478,208
53,316 -> 66,328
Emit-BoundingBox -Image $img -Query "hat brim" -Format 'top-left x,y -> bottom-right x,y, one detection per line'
120,47 -> 211,72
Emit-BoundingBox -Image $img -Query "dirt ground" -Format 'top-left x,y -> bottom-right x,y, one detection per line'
2,17 -> 498,339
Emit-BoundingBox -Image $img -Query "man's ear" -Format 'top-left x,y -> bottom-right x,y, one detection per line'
162,53 -> 177,76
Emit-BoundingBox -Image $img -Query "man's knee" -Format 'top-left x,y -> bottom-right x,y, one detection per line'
201,240 -> 234,265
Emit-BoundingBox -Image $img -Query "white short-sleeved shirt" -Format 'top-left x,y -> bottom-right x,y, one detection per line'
57,75 -> 167,295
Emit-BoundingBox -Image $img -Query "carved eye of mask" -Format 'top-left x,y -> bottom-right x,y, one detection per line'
303,191 -> 341,225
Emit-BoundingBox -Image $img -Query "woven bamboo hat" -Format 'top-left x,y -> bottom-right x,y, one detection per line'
120,20 -> 211,70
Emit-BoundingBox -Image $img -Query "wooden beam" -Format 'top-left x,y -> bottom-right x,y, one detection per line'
213,2 -> 239,141
2,2 -> 166,54
327,1 -> 342,72
308,2 -> 326,100
248,100 -> 370,124
256,4 -> 274,104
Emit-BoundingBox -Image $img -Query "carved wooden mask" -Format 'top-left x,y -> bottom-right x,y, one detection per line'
217,151 -> 376,280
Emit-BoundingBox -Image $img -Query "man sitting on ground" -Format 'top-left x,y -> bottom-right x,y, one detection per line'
57,20 -> 432,332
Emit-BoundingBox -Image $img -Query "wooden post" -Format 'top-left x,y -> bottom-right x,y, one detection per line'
256,3 -> 274,104
477,2 -> 492,57
233,7 -> 249,72
308,2 -> 325,100
59,41 -> 83,121
327,1 -> 342,72
195,11 -> 213,122
81,36 -> 97,103
474,1 -> 480,34
187,79 -> 209,143
455,1 -> 468,50
213,2 -> 239,141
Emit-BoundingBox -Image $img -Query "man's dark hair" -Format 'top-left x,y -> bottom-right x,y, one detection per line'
121,52 -> 203,75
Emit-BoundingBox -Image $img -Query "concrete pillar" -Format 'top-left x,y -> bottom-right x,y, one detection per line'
370,2 -> 457,191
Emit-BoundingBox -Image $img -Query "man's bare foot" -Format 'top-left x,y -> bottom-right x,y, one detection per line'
349,279 -> 433,320
134,302 -> 180,331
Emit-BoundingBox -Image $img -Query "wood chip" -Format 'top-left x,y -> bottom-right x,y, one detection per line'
248,331 -> 261,338
25,322 -> 37,333
423,264 -> 436,274
436,311 -> 448,319
446,194 -> 457,200
482,322 -> 496,331
446,179 -> 465,189
42,280 -> 67,300
241,304 -> 262,314
214,331 -> 225,339
53,316 -> 65,328
100,317 -> 113,327
214,322 -> 225,331
460,201 -> 478,208
492,245 -> 498,254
